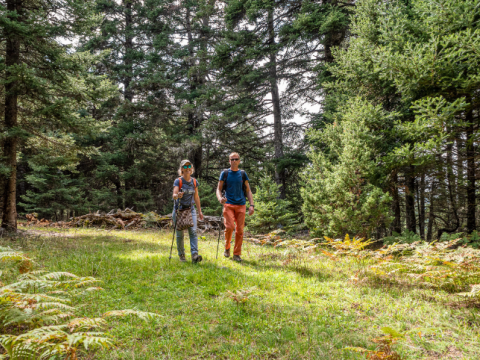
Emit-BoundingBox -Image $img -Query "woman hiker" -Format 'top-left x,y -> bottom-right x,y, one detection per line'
172,159 -> 204,263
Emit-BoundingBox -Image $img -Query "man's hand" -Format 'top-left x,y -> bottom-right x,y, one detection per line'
219,197 -> 227,204
248,205 -> 254,216
198,211 -> 204,221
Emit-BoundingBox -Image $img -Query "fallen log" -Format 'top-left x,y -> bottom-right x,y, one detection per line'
21,210 -> 224,231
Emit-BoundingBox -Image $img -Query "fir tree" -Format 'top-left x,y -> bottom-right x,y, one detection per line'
302,98 -> 393,238
248,174 -> 297,233
0,0 -> 114,230
19,159 -> 89,220
198,181 -> 222,216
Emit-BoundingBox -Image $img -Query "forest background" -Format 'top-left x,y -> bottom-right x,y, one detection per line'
0,0 -> 479,242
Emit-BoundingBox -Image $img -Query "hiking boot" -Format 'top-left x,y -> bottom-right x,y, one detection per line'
233,255 -> 242,262
179,254 -> 186,262
224,248 -> 230,258
192,254 -> 203,264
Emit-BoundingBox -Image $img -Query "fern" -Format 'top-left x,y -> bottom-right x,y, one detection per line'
323,234 -> 375,254
0,247 -> 159,359
363,239 -> 480,294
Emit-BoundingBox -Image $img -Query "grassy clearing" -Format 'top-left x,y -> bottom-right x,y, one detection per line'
2,228 -> 480,359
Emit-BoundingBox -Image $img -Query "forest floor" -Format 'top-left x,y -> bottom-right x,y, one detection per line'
3,228 -> 480,359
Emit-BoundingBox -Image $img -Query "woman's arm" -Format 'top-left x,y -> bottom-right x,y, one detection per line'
194,187 -> 204,220
173,186 -> 184,200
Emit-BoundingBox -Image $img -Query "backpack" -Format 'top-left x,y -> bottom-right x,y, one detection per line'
222,169 -> 247,197
178,177 -> 198,191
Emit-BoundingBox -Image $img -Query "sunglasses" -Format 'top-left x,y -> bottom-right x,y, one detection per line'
182,165 -> 192,169
230,158 -> 239,161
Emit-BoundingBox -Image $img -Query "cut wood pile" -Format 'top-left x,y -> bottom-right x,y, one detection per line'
24,213 -> 52,227
20,209 -> 223,231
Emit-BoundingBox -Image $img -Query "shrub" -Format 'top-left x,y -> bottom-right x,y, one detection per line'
382,230 -> 422,245
302,98 -> 393,238
247,175 -> 298,233
458,231 -> 480,249
198,182 -> 222,216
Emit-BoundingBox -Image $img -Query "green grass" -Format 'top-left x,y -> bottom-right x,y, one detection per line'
3,228 -> 480,359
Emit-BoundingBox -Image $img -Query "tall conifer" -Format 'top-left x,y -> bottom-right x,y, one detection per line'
0,0 -> 113,230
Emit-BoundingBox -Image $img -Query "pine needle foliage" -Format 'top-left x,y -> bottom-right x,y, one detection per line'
302,99 -> 393,238
197,182 -> 222,216
247,175 -> 298,233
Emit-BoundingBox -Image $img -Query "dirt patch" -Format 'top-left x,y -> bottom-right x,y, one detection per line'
426,346 -> 464,359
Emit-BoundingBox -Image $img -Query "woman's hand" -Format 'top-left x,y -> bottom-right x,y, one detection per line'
173,192 -> 184,200
198,211 -> 204,221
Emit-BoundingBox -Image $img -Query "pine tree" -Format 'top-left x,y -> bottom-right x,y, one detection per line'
197,181 -> 222,216
79,0 -> 179,211
318,0 -> 480,239
19,160 -> 89,220
248,174 -> 297,233
0,0 -> 114,231
302,98 -> 393,238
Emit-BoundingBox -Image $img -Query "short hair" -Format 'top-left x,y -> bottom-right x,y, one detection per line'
178,163 -> 195,176
229,152 -> 240,159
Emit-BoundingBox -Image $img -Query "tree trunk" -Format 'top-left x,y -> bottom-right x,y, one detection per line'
455,137 -> 464,208
466,105 -> 476,233
426,181 -> 435,242
2,0 -> 22,231
391,171 -> 402,234
122,0 -> 135,209
418,173 -> 425,239
123,0 -> 133,104
268,8 -> 285,199
185,5 -> 205,178
112,177 -> 123,209
437,143 -> 460,238
405,166 -> 416,233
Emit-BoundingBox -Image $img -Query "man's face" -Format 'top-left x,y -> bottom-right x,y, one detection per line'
229,156 -> 240,165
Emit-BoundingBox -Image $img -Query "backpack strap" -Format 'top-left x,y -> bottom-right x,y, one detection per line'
241,170 -> 247,197
179,177 -> 197,190
221,169 -> 229,194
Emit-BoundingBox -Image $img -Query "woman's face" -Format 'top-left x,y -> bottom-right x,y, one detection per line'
182,164 -> 193,175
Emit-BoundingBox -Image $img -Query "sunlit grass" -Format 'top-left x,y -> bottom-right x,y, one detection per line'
3,227 -> 480,359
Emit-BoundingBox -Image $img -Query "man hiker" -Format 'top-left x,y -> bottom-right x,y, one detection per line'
217,152 -> 254,262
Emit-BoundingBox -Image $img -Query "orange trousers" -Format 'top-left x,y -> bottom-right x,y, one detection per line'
223,204 -> 246,255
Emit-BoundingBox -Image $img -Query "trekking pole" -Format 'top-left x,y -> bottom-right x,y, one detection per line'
169,199 -> 179,263
216,203 -> 224,260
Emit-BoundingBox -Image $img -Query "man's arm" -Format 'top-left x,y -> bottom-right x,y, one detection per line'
217,181 -> 226,204
245,181 -> 254,215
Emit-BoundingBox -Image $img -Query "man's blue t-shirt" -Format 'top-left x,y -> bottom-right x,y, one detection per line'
219,169 -> 249,205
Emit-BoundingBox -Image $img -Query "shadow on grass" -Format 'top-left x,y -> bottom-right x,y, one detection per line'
14,232 -> 172,254
241,257 -> 343,283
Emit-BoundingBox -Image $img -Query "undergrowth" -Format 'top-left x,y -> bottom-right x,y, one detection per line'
0,246 -> 159,359
0,228 -> 479,359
